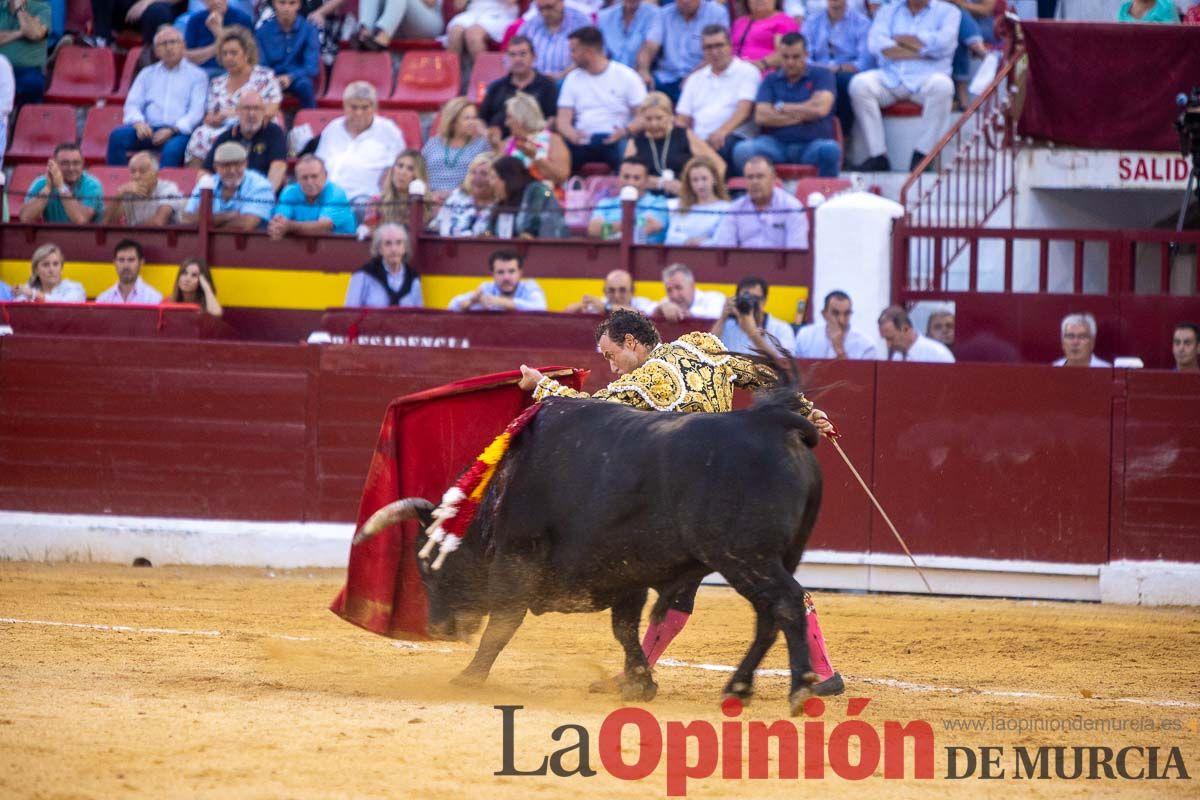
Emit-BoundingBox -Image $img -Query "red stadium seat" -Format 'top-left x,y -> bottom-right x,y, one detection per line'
5,164 -> 49,218
291,108 -> 343,138
107,46 -> 142,104
885,100 -> 923,117
384,51 -> 460,111
775,164 -> 818,180
44,46 -> 116,105
80,104 -> 124,164
65,0 -> 93,35
379,110 -> 423,148
468,52 -> 507,102
158,167 -> 199,198
579,162 -> 612,177
6,104 -> 77,163
319,51 -> 393,108
794,177 -> 852,201
88,165 -> 131,199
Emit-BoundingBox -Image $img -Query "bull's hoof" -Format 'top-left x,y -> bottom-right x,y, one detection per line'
722,680 -> 754,704
813,672 -> 845,697
620,679 -> 658,703
588,675 -> 620,695
787,671 -> 821,717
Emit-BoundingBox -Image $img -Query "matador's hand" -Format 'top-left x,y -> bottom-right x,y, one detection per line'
809,407 -> 838,438
518,364 -> 544,392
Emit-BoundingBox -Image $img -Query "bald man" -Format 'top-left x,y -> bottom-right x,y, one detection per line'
564,269 -> 656,315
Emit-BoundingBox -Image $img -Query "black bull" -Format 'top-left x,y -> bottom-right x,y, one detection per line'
359,389 -> 824,715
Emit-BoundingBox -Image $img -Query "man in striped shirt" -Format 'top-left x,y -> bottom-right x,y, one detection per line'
522,0 -> 591,79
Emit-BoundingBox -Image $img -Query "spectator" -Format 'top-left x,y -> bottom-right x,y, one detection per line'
95,239 -> 165,304
1186,2 -> 1200,23
256,0 -> 321,108
926,307 -> 955,349
878,304 -> 955,362
182,141 -> 276,230
712,275 -> 797,358
0,0 -> 49,106
587,157 -> 669,243
635,0 -> 728,104
733,33 -> 840,177
185,26 -> 283,165
564,268 -> 656,314
89,0 -> 176,49
1173,322 -> 1199,372
201,90 -> 289,191
479,35 -> 558,145
850,0 -> 959,172
804,0 -> 872,141
731,0 -> 799,73
676,25 -> 761,170
255,0 -> 347,70
355,0 -> 443,50
1053,312 -> 1110,367
170,256 -> 223,316
597,0 -> 659,69
268,154 -> 356,239
522,0 -> 591,80
421,97 -> 493,196
446,0 -> 519,64
367,149 -> 428,228
0,54 -> 15,169
665,155 -> 731,245
557,26 -> 647,175
429,152 -> 498,236
625,91 -> 725,193
709,155 -> 808,249
344,222 -> 423,307
10,243 -> 86,303
448,248 -> 547,311
487,155 -> 566,238
315,81 -> 406,207
19,143 -> 104,224
651,262 -> 725,321
0,282 -> 10,301
500,91 -> 571,186
102,152 -> 184,226
794,289 -> 877,359
1117,0 -> 1179,21
949,0 -> 997,109
187,0 -> 256,77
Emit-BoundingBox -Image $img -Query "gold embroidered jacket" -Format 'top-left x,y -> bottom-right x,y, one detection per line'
533,331 -> 813,415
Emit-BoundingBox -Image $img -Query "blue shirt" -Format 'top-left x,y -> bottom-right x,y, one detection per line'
448,279 -> 548,311
184,170 -> 276,226
592,194 -> 670,244
804,8 -> 874,73
274,181 -> 356,234
122,59 -> 209,135
186,8 -> 255,73
867,0 -> 960,93
255,16 -> 320,84
25,173 -> 105,223
523,7 -> 591,76
647,0 -> 731,84
597,2 -> 660,68
755,66 -> 837,143
0,282 -> 11,301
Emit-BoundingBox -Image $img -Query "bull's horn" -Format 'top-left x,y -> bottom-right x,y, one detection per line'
352,498 -> 435,545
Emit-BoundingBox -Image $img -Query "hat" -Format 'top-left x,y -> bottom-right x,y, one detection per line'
213,142 -> 248,163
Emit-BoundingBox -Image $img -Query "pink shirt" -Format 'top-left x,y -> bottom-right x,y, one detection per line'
731,12 -> 800,63
94,277 -> 164,305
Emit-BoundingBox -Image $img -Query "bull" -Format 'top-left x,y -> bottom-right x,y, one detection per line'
357,384 -> 824,715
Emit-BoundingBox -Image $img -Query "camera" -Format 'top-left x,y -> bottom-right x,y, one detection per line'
734,292 -> 761,316
1175,87 -> 1200,161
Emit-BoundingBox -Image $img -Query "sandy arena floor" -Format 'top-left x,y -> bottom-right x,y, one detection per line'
0,562 -> 1197,799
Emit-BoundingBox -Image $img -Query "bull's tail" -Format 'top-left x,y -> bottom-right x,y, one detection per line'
351,498 -> 435,545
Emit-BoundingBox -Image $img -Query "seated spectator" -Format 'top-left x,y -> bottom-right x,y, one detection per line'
170,256 -> 223,316
1117,0 -> 1179,22
315,81 -> 406,207
107,26 -> 208,168
522,0 -> 591,80
665,156 -> 731,246
421,97 -> 493,196
733,33 -> 840,177
1186,2 -> 1200,23
102,152 -> 184,226
429,153 -> 498,236
557,26 -> 647,175
367,149 -> 428,228
1054,312 -> 1110,367
448,248 -> 547,311
1,0 -> 49,105
185,26 -> 283,165
625,92 -> 725,193
563,268 -> 656,314
587,157 -> 669,243
268,154 -> 356,239
636,0 -> 728,104
731,0 -> 799,73
650,262 -> 724,321
487,155 -> 566,238
446,0 -> 520,64
804,0 -> 872,141
254,0 -> 347,70
849,0 -> 959,172
878,304 -> 955,362
186,0 -> 256,77
344,222 -> 423,307
355,0 -> 443,51
182,142 -> 276,230
89,0 -> 176,49
794,289 -> 877,359
597,0 -> 659,69
95,239 -> 165,304
926,307 -> 955,349
712,275 -> 797,358
10,243 -> 86,303
256,0 -> 321,108
201,90 -> 289,191
500,92 -> 570,187
19,143 -> 104,224
676,25 -> 762,170
709,155 -> 808,249
1174,322 -> 1199,372
480,36 -> 559,147
0,282 -> 10,301
0,54 -> 11,168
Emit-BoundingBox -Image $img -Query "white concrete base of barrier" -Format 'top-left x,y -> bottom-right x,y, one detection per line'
2,511 -> 1197,606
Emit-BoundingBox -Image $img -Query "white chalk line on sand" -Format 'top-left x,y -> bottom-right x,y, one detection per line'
5,617 -> 1196,710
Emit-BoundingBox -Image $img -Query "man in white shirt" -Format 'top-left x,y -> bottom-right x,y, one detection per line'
0,54 -> 14,170
102,151 -> 184,227
314,80 -> 405,209
712,276 -> 797,359
652,262 -> 725,321
563,269 -> 656,315
795,289 -> 878,359
95,239 -> 165,305
877,304 -> 954,362
1053,312 -> 1111,368
676,24 -> 762,172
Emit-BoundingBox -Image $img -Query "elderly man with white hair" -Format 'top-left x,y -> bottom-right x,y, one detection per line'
1054,313 -> 1111,368
315,81 -> 407,212
652,263 -> 725,322
102,151 -> 184,227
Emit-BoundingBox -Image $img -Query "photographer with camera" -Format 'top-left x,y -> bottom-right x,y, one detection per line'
711,275 -> 797,359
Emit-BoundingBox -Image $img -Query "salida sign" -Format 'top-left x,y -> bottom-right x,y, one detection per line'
1116,155 -> 1191,184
